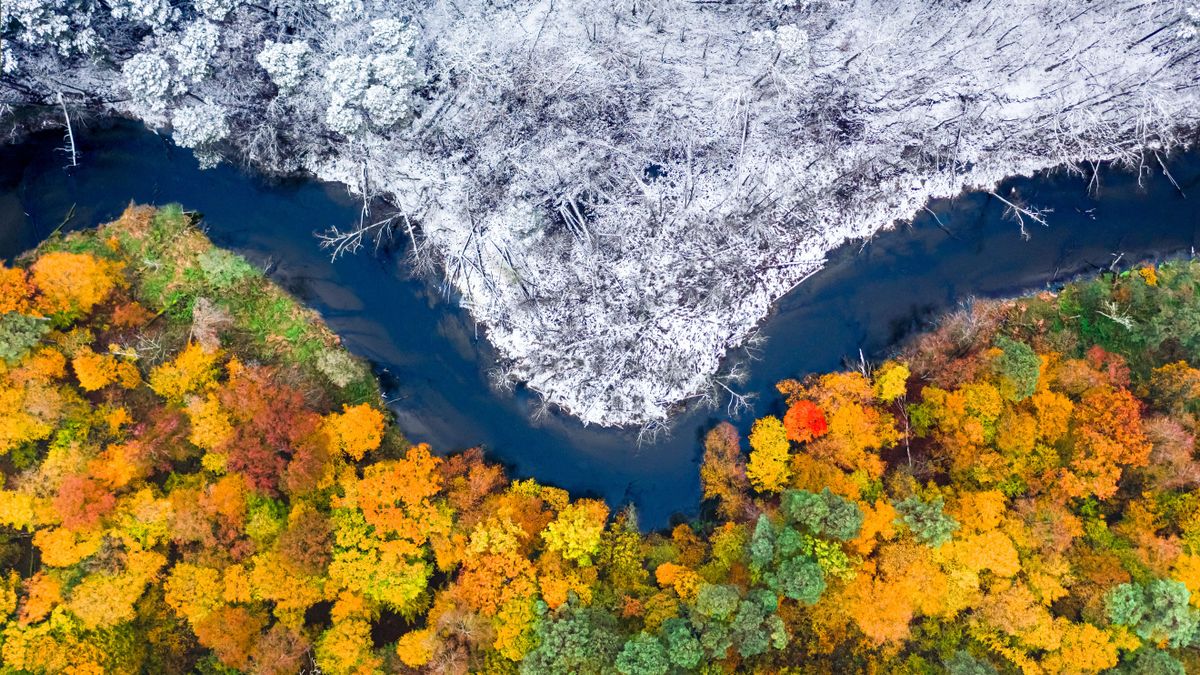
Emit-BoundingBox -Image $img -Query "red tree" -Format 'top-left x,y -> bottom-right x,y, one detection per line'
784,399 -> 829,443
54,475 -> 117,530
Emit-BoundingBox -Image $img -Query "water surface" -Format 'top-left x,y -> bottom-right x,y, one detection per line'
1,120 -> 1197,528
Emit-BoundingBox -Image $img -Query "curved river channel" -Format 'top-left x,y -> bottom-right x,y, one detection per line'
2,120 -> 1198,528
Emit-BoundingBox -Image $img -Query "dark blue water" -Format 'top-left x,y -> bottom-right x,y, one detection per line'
2,119 -> 1198,528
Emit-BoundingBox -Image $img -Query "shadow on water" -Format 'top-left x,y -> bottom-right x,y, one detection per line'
1,119 -> 1198,529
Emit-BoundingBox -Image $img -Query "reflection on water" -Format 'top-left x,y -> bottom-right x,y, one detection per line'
1,119 -> 1198,528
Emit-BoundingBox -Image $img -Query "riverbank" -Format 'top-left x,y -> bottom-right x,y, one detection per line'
2,205 -> 1199,672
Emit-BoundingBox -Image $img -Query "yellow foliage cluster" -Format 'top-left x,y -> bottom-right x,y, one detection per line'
185,392 -> 232,451
541,499 -> 609,565
0,378 -> 60,454
873,361 -> 910,402
395,628 -> 436,667
0,266 -> 31,314
149,342 -> 219,402
32,528 -> 104,568
655,562 -> 703,602
71,347 -> 139,391
746,415 -> 791,493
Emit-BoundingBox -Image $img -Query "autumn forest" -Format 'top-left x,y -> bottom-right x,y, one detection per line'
0,206 -> 1198,673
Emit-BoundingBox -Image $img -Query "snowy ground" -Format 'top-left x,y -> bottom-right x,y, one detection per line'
5,0 -> 1200,427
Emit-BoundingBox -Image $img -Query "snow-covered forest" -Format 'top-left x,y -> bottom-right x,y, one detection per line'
3,0 -> 1200,428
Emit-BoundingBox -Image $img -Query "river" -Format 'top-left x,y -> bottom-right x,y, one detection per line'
1,119 -> 1197,528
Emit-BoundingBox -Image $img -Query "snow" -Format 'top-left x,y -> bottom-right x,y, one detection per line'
3,0 -> 1200,428
336,0 -> 1200,428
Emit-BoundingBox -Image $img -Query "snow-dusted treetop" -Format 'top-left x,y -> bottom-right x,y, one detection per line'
3,0 -> 1200,429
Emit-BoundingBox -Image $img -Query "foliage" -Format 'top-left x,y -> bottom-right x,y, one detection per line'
1107,580 -> 1200,648
520,603 -> 623,674
700,422 -> 748,519
0,312 -> 47,364
781,488 -> 863,541
894,496 -> 959,547
874,361 -> 911,403
29,251 -> 120,317
992,336 -> 1041,401
5,212 -> 1200,673
746,416 -> 791,493
324,403 -> 384,461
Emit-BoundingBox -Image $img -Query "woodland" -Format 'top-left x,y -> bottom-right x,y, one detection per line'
3,0 -> 1198,426
4,0 -> 1200,673
0,205 -> 1197,673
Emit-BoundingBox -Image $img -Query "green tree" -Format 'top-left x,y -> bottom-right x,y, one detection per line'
993,336 -> 1040,401
748,515 -> 775,577
1111,648 -> 1186,675
1106,580 -> 1200,648
616,633 -> 669,675
660,618 -> 702,670
729,590 -> 788,658
944,650 -> 999,675
781,488 -> 863,541
775,556 -> 825,605
0,313 -> 47,364
520,604 -> 623,675
895,496 -> 959,547
695,584 -> 741,622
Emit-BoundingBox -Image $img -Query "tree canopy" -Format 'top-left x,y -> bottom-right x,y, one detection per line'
0,206 -> 1199,672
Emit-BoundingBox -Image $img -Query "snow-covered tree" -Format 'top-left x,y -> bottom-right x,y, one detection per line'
122,52 -> 173,114
257,40 -> 311,94
323,55 -> 370,135
325,93 -> 364,136
172,102 -> 229,168
318,0 -> 363,24
774,25 -> 810,64
2,0 -> 1198,429
368,18 -> 415,52
324,54 -> 370,102
195,0 -> 242,22
319,21 -> 421,134
1182,2 -> 1200,40
1,38 -> 15,74
108,0 -> 180,29
1,0 -> 100,57
169,21 -> 221,91
364,53 -> 420,127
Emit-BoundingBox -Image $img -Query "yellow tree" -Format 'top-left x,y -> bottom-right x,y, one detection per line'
541,499 -> 609,565
873,362 -> 910,403
746,416 -> 791,493
149,342 -> 220,402
700,422 -> 749,519
0,265 -> 31,314
354,444 -> 443,544
396,628 -> 437,668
